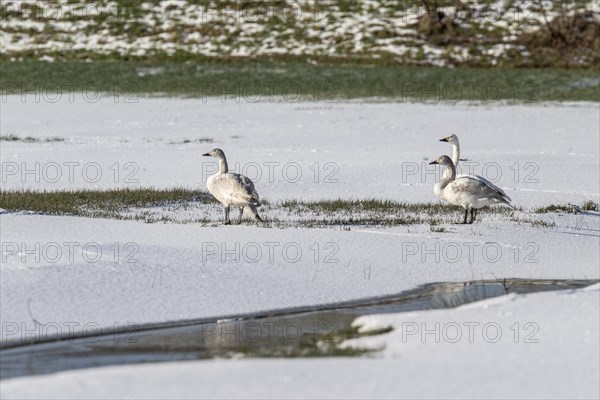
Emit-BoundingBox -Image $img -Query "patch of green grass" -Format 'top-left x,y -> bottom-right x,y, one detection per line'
0,61 -> 598,102
0,188 -> 527,228
0,134 -> 65,142
281,198 -> 458,214
0,134 -> 38,142
529,219 -> 557,229
534,204 -> 573,213
45,136 -> 65,142
534,201 -> 600,214
168,138 -> 214,145
0,188 -> 214,219
582,200 -> 599,211
510,214 -> 557,228
0,134 -> 21,141
267,198 -> 516,228
273,198 -> 464,227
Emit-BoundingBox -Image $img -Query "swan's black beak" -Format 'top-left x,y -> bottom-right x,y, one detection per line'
429,160 -> 439,165
439,137 -> 448,142
202,153 -> 210,156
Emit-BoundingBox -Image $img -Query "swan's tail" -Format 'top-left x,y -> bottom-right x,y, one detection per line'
502,195 -> 515,209
244,204 -> 263,222
498,197 -> 516,210
489,196 -> 515,210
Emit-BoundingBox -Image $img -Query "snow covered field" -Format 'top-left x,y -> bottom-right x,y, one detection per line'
1,96 -> 599,398
2,97 -> 599,206
2,285 -> 598,399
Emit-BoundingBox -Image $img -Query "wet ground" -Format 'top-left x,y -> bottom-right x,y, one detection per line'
1,279 -> 596,380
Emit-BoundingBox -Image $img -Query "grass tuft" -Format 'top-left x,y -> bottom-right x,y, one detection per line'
168,138 -> 214,145
0,134 -> 65,142
582,200 -> 599,211
534,201 -> 599,214
534,204 -> 573,213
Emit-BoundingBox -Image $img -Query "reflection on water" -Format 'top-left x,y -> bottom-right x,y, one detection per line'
1,279 -> 595,380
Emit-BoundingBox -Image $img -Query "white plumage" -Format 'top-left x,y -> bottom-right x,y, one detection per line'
430,155 -> 514,224
439,134 -> 511,201
203,148 -> 263,224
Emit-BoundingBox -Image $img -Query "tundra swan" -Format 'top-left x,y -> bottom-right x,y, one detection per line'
430,155 -> 514,224
439,134 -> 511,201
203,148 -> 263,224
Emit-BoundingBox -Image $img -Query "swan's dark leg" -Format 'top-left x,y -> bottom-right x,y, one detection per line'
237,207 -> 244,224
224,206 -> 231,225
463,208 -> 469,224
469,208 -> 476,224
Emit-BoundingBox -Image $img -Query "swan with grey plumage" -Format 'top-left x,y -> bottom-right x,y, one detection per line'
430,155 -> 514,224
203,148 -> 263,224
439,134 -> 511,202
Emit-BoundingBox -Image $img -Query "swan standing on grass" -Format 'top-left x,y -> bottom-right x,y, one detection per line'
203,148 -> 263,224
439,134 -> 511,201
430,155 -> 514,224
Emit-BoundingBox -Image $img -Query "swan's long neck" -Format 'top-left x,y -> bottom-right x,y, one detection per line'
451,141 -> 460,168
438,162 -> 456,190
442,140 -> 460,180
217,156 -> 228,175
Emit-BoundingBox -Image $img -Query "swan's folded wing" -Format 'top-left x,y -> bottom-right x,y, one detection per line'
452,176 -> 502,199
216,173 -> 260,205
236,174 -> 260,205
456,174 -> 511,201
